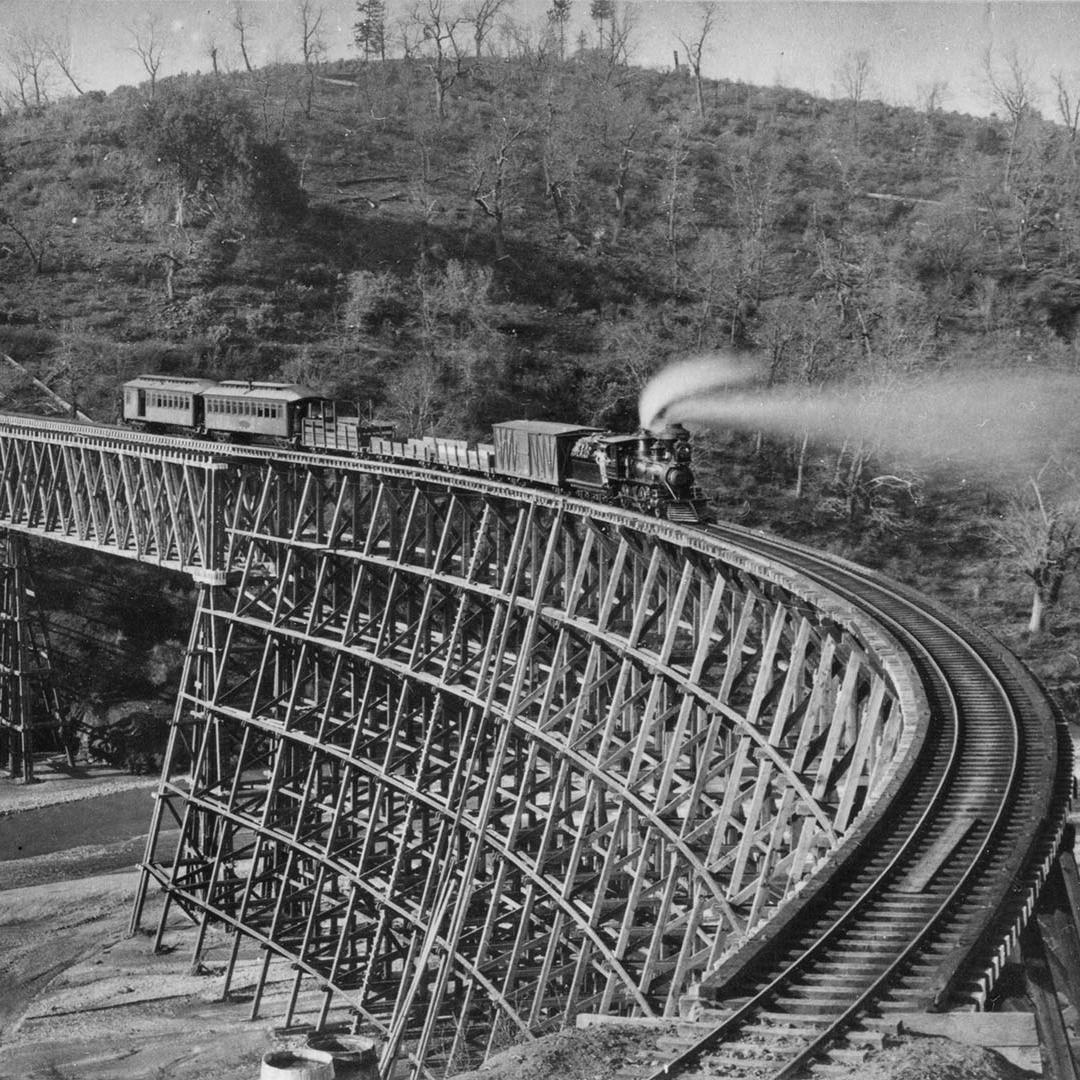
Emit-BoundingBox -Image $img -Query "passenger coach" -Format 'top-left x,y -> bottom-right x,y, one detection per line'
201,381 -> 321,443
122,375 -> 216,431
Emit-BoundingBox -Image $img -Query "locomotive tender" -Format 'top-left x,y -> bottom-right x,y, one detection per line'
122,374 -> 708,522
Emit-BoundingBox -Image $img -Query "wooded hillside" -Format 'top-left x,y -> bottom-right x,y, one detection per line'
3,45 -> 1080,711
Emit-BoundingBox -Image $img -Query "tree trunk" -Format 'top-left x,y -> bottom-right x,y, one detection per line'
541,156 -> 567,226
795,430 -> 809,498
832,439 -> 849,485
1029,584 -> 1047,634
611,144 -> 631,245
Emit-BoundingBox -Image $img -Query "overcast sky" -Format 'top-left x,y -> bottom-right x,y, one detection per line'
3,1 -> 1080,119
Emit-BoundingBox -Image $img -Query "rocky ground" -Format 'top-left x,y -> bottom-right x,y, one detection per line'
0,759 -> 1048,1080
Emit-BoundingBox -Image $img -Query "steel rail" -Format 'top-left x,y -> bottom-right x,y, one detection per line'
747,534 -> 1021,1080
642,543 -> 968,1078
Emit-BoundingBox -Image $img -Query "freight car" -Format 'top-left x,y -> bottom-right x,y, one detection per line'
120,376 -> 709,522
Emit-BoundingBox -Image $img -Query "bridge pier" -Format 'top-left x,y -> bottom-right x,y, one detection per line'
0,531 -> 65,782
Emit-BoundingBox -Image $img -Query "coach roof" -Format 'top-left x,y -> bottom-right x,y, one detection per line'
209,381 -> 320,402
123,375 -> 219,393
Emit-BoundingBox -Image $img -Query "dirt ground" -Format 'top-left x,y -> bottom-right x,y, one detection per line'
0,762 -> 292,1080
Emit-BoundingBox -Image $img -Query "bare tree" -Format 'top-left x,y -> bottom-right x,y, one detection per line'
126,13 -> 168,99
0,187 -> 70,274
1053,71 -> 1080,142
254,54 -> 291,140
915,79 -> 948,114
411,0 -> 464,120
204,32 -> 221,75
4,24 -> 54,108
42,22 -> 85,96
676,2 -> 717,117
605,2 -> 638,67
992,460 -> 1080,634
296,0 -> 326,118
231,2 -> 256,73
982,45 -> 1035,190
836,48 -> 872,140
471,118 -> 529,260
464,0 -> 513,58
609,120 -> 639,244
539,84 -> 581,229
836,48 -> 872,104
664,123 -> 690,290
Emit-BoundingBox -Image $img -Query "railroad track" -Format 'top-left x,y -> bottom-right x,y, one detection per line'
616,524 -> 1069,1080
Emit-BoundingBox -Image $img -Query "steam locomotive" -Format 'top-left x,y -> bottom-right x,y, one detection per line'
121,375 -> 709,522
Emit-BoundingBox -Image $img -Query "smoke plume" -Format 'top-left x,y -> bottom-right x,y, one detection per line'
639,355 -> 764,432
641,358 -> 1080,478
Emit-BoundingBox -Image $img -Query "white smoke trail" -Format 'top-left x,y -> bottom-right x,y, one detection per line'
639,354 -> 764,431
640,362 -> 1080,476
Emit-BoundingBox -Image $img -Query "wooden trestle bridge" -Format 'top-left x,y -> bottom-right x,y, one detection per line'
0,412 -> 1071,1079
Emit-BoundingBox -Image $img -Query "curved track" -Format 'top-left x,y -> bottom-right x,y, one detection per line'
626,523 -> 1069,1080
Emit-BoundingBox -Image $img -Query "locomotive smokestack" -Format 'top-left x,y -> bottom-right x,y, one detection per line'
645,419 -> 690,441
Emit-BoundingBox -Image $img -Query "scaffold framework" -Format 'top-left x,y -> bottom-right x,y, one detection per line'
127,464 -> 917,1078
0,415 -> 928,1078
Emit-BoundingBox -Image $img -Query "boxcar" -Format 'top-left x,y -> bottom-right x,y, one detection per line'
492,421 -> 601,486
122,375 -> 217,430
202,381 -> 322,442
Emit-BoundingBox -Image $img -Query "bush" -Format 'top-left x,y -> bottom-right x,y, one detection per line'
126,82 -> 305,227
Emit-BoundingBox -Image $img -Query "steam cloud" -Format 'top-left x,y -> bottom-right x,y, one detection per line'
639,355 -> 764,432
641,356 -> 1080,478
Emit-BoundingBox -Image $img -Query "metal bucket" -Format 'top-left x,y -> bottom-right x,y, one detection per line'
260,1048 -> 335,1080
305,1034 -> 378,1079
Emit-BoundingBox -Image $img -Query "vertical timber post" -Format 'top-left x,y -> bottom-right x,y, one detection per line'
0,530 -> 66,783
131,457 -> 231,936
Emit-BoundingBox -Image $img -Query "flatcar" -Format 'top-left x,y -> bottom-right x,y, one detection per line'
119,376 -> 710,522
